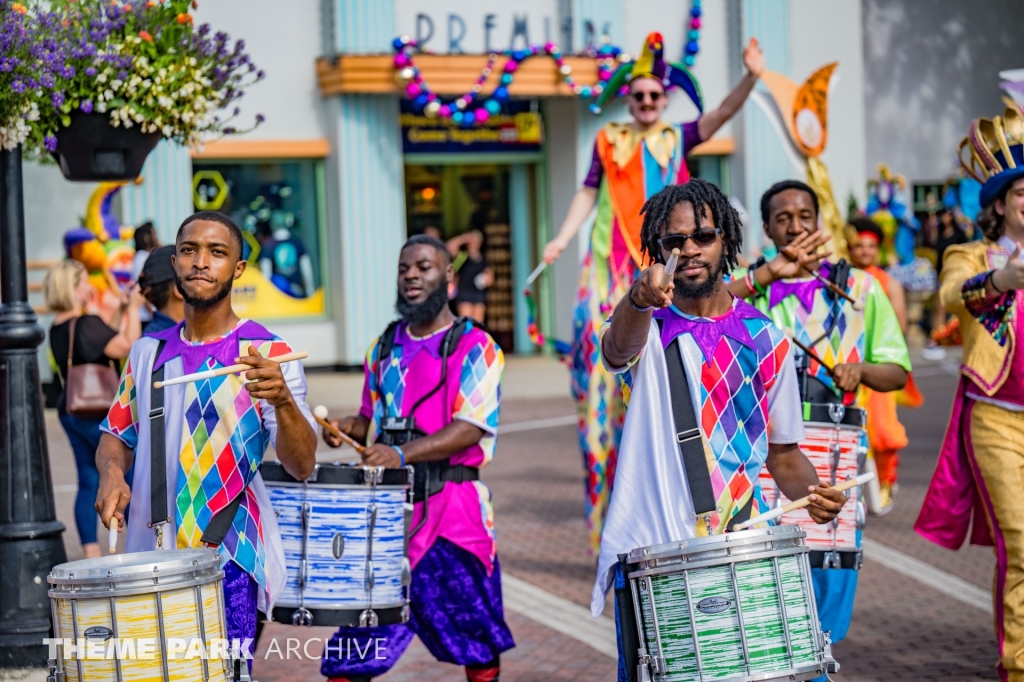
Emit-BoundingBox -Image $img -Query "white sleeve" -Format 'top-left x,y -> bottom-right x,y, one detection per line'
261,358 -> 316,449
767,347 -> 806,445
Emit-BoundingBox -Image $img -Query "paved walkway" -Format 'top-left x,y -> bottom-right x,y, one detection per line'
41,349 -> 1003,681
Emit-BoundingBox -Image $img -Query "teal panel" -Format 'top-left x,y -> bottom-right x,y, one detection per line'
335,94 -> 406,364
120,140 -> 193,243
574,0 -> 624,48
335,0 -> 395,54
509,164 -> 533,355
742,0 -> 795,242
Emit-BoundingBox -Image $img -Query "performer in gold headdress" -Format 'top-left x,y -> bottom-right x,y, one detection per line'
917,104 -> 1024,682
541,31 -> 765,553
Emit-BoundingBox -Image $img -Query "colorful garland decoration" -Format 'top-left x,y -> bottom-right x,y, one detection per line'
392,36 -> 624,127
682,0 -> 704,67
524,285 -> 572,356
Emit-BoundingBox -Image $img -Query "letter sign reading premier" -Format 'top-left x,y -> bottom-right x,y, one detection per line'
392,0 -> 613,55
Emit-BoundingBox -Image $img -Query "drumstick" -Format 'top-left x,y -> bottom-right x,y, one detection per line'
312,405 -> 366,454
789,336 -> 835,377
661,248 -> 680,290
525,261 -> 547,287
108,519 -> 118,554
153,351 -> 308,389
779,245 -> 863,311
732,472 -> 876,531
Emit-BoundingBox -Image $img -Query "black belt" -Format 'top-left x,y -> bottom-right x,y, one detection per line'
412,461 -> 479,503
808,549 -> 863,570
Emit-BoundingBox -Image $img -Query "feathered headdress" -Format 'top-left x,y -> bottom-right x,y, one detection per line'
590,32 -> 703,115
959,104 -> 1024,207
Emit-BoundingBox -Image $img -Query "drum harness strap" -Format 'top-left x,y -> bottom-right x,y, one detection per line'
148,340 -> 246,550
374,317 -> 484,538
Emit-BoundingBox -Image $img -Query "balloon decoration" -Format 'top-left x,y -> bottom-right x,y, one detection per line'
391,36 -> 625,127
682,0 -> 704,67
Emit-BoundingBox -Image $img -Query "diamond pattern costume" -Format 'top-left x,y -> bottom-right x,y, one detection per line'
101,319 -> 312,624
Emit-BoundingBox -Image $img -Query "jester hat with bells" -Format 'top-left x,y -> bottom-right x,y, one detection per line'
960,104 -> 1024,208
589,32 -> 703,116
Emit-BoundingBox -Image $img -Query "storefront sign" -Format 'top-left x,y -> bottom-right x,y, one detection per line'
400,101 -> 543,154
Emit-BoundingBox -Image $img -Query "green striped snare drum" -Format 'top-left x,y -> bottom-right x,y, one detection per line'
625,525 -> 837,682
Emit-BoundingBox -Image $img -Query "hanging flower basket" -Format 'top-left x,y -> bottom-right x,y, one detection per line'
52,111 -> 160,181
1,0 -> 265,181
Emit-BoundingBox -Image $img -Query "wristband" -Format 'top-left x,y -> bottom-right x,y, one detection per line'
743,270 -> 758,296
628,284 -> 655,313
751,267 -> 768,296
393,445 -> 406,467
988,270 -> 1005,294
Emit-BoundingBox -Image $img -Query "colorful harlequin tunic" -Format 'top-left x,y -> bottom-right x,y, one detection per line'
101,320 -> 312,615
322,320 -> 514,679
574,119 -> 701,554
591,299 -> 804,617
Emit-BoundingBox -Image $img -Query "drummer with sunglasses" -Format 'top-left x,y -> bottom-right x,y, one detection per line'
593,180 -> 847,682
541,31 -> 769,558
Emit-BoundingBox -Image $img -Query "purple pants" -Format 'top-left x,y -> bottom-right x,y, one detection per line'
320,537 -> 515,679
223,560 -> 259,669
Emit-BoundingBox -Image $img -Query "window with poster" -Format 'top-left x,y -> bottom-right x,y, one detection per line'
191,160 -> 327,319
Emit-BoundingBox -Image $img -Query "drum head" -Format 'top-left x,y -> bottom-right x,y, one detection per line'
261,461 -> 411,487
49,548 -> 221,583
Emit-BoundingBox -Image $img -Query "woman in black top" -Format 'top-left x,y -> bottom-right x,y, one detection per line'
449,230 -> 493,323
44,260 -> 144,558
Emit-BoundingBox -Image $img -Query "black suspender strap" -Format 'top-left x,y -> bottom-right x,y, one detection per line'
148,339 -> 245,548
149,341 -> 169,541
662,335 -> 718,519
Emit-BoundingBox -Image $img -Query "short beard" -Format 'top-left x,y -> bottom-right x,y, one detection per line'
396,283 -> 449,326
674,251 -> 728,300
175,274 -> 233,311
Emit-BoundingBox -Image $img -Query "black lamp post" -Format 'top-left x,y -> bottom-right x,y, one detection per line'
0,146 -> 67,667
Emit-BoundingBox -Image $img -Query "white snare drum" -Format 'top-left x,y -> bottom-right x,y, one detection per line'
625,526 -> 837,682
262,461 -> 413,628
758,404 -> 867,569
48,548 -> 231,682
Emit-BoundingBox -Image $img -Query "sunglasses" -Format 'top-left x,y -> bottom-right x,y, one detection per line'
631,91 -> 662,103
658,228 -> 722,251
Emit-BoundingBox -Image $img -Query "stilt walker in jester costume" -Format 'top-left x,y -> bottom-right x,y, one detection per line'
542,31 -> 767,553
916,104 -> 1024,682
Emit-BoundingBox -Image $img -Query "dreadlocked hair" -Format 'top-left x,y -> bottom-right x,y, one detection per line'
639,178 -> 743,271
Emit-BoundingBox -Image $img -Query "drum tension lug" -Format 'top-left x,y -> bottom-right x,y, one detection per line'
636,653 -> 665,680
46,660 -> 61,682
823,630 -> 840,673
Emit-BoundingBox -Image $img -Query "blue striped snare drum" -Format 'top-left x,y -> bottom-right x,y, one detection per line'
626,526 -> 838,682
757,403 -> 868,570
262,462 -> 413,627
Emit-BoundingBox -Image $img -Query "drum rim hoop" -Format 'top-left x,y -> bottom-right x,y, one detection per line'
627,525 -> 807,565
49,571 -> 224,599
272,599 -> 407,611
264,481 -> 411,491
627,545 -> 809,579
48,548 -> 222,580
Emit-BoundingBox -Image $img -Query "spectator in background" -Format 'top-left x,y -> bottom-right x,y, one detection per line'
422,225 -> 443,240
925,209 -> 968,359
449,230 -> 493,323
138,245 -> 184,335
44,260 -> 144,559
131,222 -> 160,281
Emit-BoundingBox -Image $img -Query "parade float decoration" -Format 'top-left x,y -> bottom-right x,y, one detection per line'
749,62 -> 849,260
390,1 -> 706,128
2,0 -> 263,180
866,164 -> 920,267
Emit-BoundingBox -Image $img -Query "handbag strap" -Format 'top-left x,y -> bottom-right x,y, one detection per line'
658,321 -> 717,519
66,316 -> 78,372
148,338 -> 246,547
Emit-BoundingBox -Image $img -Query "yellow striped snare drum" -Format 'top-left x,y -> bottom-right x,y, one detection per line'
48,549 -> 232,682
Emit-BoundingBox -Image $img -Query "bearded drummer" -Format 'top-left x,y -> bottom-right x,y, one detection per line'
594,180 -> 847,681
728,180 -> 910,662
319,234 -> 513,682
95,212 -> 318,664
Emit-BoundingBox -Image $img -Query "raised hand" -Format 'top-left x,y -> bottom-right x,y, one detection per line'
992,243 -> 1024,293
769,230 -> 833,281
743,37 -> 765,77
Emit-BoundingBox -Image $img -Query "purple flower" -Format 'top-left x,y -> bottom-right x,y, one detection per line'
51,91 -> 64,108
80,100 -> 93,114
44,136 -> 58,152
117,69 -> 128,80
255,113 -> 265,123
11,80 -> 25,94
40,72 -> 54,88
85,67 -> 97,76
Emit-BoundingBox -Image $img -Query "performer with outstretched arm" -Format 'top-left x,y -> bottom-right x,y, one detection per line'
590,180 -> 846,682
542,32 -> 767,554
95,212 -> 318,666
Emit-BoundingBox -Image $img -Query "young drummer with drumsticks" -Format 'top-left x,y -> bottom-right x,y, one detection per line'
318,234 -> 513,682
594,180 -> 847,682
730,180 -> 910,669
95,212 -> 318,667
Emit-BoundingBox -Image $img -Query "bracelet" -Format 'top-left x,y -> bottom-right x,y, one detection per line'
751,267 -> 768,296
988,270 -> 1005,294
393,445 -> 406,467
743,270 -> 758,296
627,284 -> 655,313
